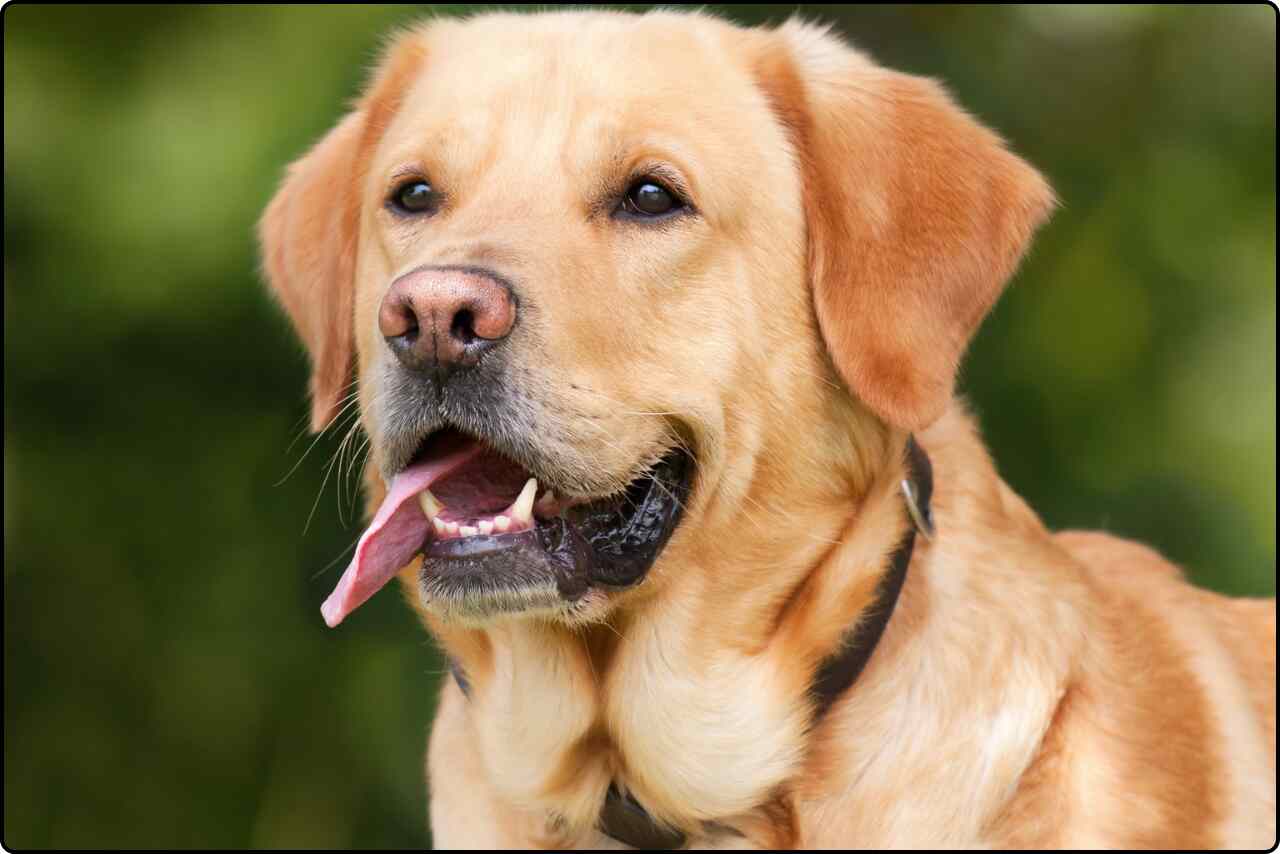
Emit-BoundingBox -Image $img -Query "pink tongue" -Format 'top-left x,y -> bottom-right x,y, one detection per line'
321,441 -> 483,627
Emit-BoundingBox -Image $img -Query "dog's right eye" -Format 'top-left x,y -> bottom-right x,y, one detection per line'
389,180 -> 437,215
620,179 -> 685,219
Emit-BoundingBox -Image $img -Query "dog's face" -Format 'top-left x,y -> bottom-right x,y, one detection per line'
261,11 -> 1053,627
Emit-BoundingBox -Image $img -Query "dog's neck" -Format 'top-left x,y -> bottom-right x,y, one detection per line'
596,436 -> 933,848
422,414 -> 927,843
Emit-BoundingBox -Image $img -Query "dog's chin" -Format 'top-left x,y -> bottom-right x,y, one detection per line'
417,573 -> 614,627
415,445 -> 692,623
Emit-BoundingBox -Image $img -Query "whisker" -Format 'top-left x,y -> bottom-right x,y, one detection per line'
594,614 -> 625,642
577,631 -> 600,688
330,410 -> 368,527
310,534 -> 361,581
344,433 -> 371,514
283,409 -> 314,455
303,421 -> 356,536
284,380 -> 360,454
274,389 -> 362,488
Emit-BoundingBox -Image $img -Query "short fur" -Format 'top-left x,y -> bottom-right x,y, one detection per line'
259,10 -> 1276,848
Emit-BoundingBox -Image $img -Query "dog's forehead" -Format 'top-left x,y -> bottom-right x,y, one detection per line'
377,12 -> 767,177
420,11 -> 740,93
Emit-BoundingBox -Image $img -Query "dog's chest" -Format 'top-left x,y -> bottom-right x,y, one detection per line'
468,622 -> 809,839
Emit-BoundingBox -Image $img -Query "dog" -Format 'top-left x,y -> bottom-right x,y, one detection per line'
259,9 -> 1276,848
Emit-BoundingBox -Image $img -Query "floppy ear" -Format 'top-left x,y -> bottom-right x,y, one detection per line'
259,111 -> 365,431
754,22 -> 1056,431
258,36 -> 426,431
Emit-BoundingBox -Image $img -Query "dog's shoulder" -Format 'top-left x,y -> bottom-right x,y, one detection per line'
1048,529 -> 1276,848
919,407 -> 1275,848
1054,529 -> 1187,583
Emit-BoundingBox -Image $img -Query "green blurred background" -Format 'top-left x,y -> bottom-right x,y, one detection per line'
4,4 -> 1275,848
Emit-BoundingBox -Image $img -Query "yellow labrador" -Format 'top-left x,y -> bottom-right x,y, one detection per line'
259,10 -> 1276,848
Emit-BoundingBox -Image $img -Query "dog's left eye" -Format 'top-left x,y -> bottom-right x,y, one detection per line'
389,179 -> 437,215
621,180 -> 683,218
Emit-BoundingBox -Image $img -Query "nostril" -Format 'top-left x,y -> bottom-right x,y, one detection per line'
400,311 -> 420,342
451,308 -> 476,344
382,299 -> 420,343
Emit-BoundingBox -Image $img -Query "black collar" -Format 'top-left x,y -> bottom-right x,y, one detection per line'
449,438 -> 935,850
807,434 -> 933,720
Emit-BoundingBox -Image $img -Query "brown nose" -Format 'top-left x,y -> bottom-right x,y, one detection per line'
378,266 -> 516,378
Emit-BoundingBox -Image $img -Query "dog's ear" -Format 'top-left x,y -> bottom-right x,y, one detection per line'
259,111 -> 364,431
753,22 -> 1055,431
258,36 -> 425,431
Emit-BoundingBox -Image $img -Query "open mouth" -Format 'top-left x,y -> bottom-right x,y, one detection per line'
321,428 -> 692,626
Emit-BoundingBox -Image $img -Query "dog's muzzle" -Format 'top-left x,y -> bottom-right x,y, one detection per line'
320,428 -> 692,626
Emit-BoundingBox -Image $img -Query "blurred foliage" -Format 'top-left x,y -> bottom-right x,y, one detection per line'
4,4 -> 1274,849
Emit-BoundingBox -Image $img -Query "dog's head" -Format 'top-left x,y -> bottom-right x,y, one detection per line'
260,11 -> 1052,627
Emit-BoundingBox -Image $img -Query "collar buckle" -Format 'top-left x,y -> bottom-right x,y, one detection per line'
900,477 -> 935,541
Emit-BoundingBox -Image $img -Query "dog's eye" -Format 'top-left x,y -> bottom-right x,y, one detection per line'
621,180 -> 682,217
390,180 -> 437,215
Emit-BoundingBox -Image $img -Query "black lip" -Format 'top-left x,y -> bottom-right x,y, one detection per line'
418,447 -> 692,615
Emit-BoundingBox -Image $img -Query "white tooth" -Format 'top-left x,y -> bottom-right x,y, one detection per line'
534,490 -> 558,512
511,478 -> 537,524
418,489 -> 443,519
460,525 -> 478,537
494,515 -> 511,532
478,520 -> 494,535
432,517 -> 447,535
446,521 -> 459,536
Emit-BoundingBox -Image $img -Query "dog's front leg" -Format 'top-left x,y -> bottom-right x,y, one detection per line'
426,678 -> 534,849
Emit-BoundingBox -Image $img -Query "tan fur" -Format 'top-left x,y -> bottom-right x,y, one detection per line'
260,10 -> 1277,848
